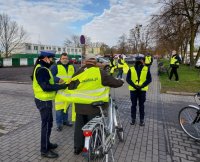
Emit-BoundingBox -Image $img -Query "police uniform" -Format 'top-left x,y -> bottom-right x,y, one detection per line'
169,54 -> 181,81
32,51 -> 67,158
126,57 -> 152,126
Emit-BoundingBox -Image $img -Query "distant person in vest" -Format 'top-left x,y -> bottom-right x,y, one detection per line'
32,51 -> 68,158
117,54 -> 125,80
144,53 -> 153,67
109,54 -> 117,76
68,54 -> 124,155
51,53 -> 75,131
126,56 -> 152,126
169,50 -> 181,82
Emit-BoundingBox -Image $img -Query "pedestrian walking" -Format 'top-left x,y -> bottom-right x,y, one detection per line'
169,50 -> 181,82
32,51 -> 68,158
126,56 -> 152,126
51,53 -> 75,131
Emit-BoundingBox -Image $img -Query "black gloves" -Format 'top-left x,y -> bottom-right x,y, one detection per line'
60,83 -> 68,89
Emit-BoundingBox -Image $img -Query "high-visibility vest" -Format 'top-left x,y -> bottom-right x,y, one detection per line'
57,67 -> 110,104
118,59 -> 124,68
56,64 -> 75,84
33,64 -> 56,101
55,64 -> 75,111
170,56 -> 179,65
109,59 -> 116,67
145,56 -> 152,65
128,66 -> 149,91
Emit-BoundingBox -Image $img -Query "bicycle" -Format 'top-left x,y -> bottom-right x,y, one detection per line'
178,92 -> 200,140
82,96 -> 124,162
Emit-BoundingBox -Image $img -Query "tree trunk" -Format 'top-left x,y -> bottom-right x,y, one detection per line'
189,25 -> 195,66
195,46 -> 200,64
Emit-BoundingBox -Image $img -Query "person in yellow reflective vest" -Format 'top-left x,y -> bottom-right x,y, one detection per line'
144,53 -> 153,67
126,56 -> 152,126
67,54 -> 124,155
117,54 -> 125,80
169,50 -> 181,81
51,53 -> 75,131
32,51 -> 68,158
109,55 -> 117,76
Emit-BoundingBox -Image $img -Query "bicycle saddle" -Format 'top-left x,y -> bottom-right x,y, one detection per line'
91,101 -> 105,107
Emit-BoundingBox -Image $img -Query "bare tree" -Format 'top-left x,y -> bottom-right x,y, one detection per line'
158,0 -> 200,65
0,13 -> 27,58
117,34 -> 127,54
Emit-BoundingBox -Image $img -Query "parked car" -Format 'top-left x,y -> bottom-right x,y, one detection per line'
96,57 -> 110,72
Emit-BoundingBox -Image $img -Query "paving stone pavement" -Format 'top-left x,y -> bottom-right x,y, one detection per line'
0,60 -> 200,162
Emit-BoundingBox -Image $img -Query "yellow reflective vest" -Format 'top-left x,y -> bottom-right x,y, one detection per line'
118,58 -> 124,68
57,67 -> 110,104
33,64 -> 56,101
56,64 -> 75,84
128,66 -> 149,91
145,56 -> 152,65
170,55 -> 179,66
55,64 -> 75,111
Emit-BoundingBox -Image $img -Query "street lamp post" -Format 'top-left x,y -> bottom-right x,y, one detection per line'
135,24 -> 142,57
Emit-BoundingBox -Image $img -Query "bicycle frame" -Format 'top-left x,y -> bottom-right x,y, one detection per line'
82,97 -> 118,154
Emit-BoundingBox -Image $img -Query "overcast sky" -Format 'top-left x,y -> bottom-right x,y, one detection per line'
0,0 -> 162,46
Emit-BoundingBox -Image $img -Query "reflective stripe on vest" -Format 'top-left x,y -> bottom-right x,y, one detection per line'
56,64 -> 75,83
170,56 -> 179,65
145,56 -> 152,64
128,66 -> 149,91
57,67 -> 110,104
33,64 -> 56,101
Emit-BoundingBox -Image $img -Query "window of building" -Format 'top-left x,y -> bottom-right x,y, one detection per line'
53,47 -> 56,51
41,46 -> 44,50
26,45 -> 31,50
63,48 -> 65,52
58,48 -> 61,51
46,47 -> 48,50
67,48 -> 70,53
75,49 -> 77,53
79,49 -> 82,52
71,49 -> 74,53
49,47 -> 51,50
34,46 -> 38,50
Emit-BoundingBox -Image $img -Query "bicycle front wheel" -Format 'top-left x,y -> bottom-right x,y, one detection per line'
87,124 -> 105,162
179,106 -> 200,140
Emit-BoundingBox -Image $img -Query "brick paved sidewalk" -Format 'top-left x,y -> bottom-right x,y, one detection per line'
0,60 -> 199,162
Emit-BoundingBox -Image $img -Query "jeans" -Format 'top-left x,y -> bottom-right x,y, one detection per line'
56,109 -> 69,127
35,98 -> 53,153
130,90 -> 146,121
117,68 -> 123,79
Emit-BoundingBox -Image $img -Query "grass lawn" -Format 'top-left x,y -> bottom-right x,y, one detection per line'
158,59 -> 200,93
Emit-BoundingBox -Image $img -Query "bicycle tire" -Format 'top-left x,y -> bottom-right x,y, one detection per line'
178,106 -> 200,140
87,124 -> 105,162
115,108 -> 124,142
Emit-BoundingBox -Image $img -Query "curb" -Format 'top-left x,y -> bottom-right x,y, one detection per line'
0,80 -> 31,84
166,91 -> 196,96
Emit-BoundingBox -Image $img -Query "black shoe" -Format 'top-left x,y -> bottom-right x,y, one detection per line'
63,121 -> 73,127
57,126 -> 62,132
41,150 -> 59,158
74,148 -> 82,155
49,143 -> 58,149
130,120 -> 136,125
140,121 -> 145,126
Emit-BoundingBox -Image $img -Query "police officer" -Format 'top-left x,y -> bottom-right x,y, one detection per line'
67,54 -> 124,155
126,57 -> 152,126
144,53 -> 153,67
32,51 -> 68,158
169,50 -> 181,81
51,53 -> 75,131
